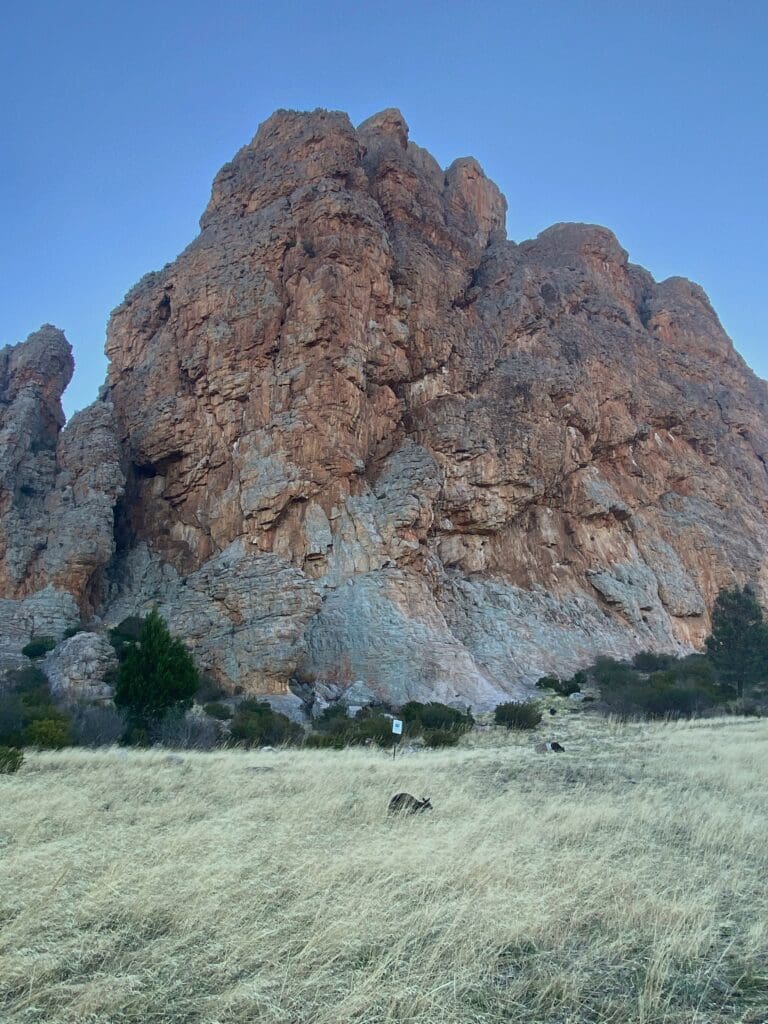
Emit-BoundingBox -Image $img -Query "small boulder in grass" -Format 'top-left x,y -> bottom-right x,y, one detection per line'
535,741 -> 565,753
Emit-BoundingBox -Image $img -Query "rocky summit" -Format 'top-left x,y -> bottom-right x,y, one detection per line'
2,107 -> 767,709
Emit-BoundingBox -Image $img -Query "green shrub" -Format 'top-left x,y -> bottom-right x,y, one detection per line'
0,667 -> 73,748
4,664 -> 48,694
343,709 -> 396,746
23,717 -> 71,749
21,636 -> 57,659
632,651 -> 678,673
536,674 -> 582,696
400,701 -> 473,735
494,701 -> 543,730
108,616 -> 145,658
0,693 -> 24,747
706,585 -> 768,698
114,608 -> 199,730
310,707 -> 400,748
594,652 -> 726,720
589,657 -> 638,690
535,676 -> 560,691
63,625 -> 86,640
204,701 -> 232,720
314,703 -> 350,732
0,746 -> 23,774
229,700 -> 303,747
423,728 -> 461,747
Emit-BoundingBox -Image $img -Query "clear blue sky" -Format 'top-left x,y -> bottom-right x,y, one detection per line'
1,0 -> 766,417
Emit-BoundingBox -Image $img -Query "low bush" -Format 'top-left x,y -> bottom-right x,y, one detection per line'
314,703 -> 350,732
0,694 -> 23,747
229,700 -> 303,748
591,656 -> 639,690
423,728 -> 461,748
21,636 -> 57,659
535,673 -> 582,697
63,625 -> 86,640
108,616 -> 145,658
344,710 -> 396,746
400,701 -> 473,735
23,717 -> 71,749
632,651 -> 679,673
0,666 -> 73,749
203,701 -> 232,720
494,701 -> 543,730
593,652 -> 728,720
0,746 -> 23,774
535,675 -> 560,691
309,706 -> 400,748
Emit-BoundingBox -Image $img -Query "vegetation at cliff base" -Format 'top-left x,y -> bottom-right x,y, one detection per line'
706,585 -> 768,697
0,666 -> 72,749
113,608 -> 199,734
494,700 -> 543,730
228,699 -> 303,747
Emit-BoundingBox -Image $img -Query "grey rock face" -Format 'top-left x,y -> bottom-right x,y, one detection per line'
0,328 -> 123,614
296,570 -> 507,708
0,326 -> 73,593
0,586 -> 79,655
106,540 -> 321,694
41,402 -> 125,611
437,573 -> 680,696
42,632 -> 117,703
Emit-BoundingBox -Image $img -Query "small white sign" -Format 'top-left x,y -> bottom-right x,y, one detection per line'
392,719 -> 403,735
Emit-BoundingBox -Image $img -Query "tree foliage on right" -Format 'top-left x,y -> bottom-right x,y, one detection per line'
705,585 -> 768,698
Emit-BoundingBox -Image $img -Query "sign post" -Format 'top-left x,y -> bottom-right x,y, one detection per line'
391,718 -> 403,759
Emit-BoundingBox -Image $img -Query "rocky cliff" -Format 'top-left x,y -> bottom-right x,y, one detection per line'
2,108 -> 767,708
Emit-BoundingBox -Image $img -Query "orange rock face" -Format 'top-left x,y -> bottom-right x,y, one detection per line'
3,108 -> 767,705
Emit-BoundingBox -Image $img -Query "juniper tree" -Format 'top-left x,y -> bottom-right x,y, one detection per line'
705,585 -> 768,698
114,608 -> 199,729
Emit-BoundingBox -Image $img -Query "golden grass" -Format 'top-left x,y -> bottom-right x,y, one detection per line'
2,714 -> 768,1023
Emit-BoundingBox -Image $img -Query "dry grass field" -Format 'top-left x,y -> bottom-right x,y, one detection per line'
2,714 -> 768,1023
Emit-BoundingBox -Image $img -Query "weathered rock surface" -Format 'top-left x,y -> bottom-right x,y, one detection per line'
104,539 -> 321,693
0,586 -> 79,656
2,107 -> 767,708
41,632 -> 117,703
0,326 -> 124,629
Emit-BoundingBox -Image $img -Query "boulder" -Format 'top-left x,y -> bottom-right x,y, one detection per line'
41,632 -> 117,703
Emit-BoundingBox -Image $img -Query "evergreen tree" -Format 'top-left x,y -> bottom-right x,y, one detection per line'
114,608 -> 199,729
705,585 -> 768,698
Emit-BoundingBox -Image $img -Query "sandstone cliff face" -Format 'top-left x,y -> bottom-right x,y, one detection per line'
2,108 -> 767,707
0,326 -> 124,665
